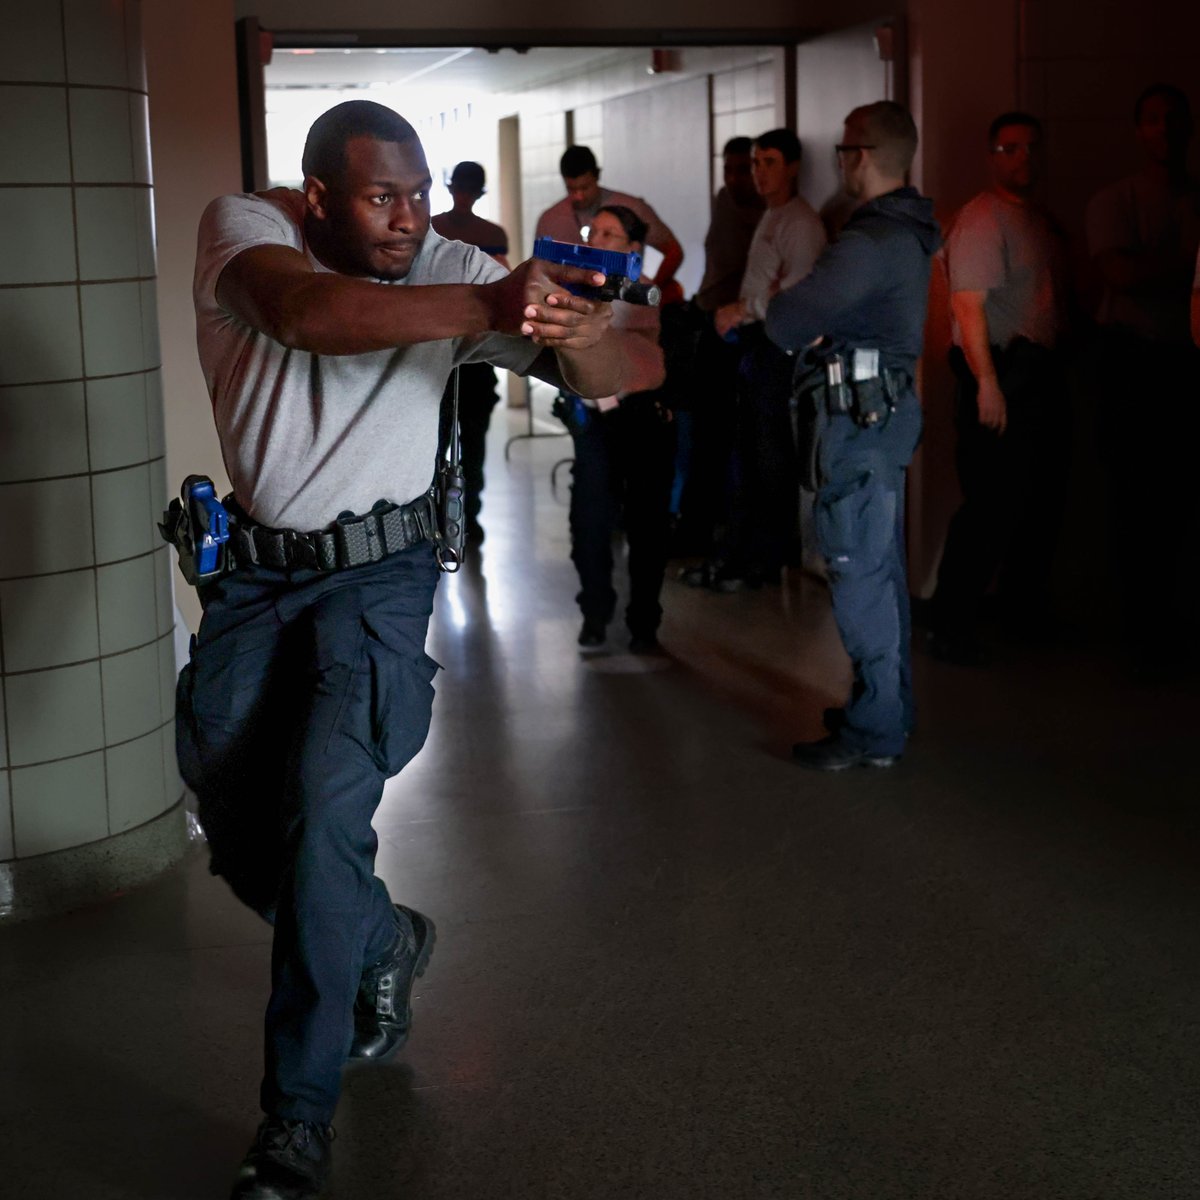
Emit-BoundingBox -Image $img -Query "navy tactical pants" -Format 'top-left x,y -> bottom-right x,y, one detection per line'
812,394 -> 922,756
176,545 -> 440,1124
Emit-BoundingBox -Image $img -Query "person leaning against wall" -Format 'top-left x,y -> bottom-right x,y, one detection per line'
927,111 -> 1073,667
178,100 -> 639,1200
1085,83 -> 1200,676
683,128 -> 826,592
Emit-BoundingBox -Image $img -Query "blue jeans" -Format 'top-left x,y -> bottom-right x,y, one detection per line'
813,395 -> 922,756
176,545 -> 440,1123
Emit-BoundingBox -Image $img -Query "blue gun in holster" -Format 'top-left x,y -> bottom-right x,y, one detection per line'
158,474 -> 231,587
532,237 -> 661,307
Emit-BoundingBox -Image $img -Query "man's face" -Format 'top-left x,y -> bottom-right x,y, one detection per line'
989,122 -> 1042,195
564,171 -> 602,211
836,119 -> 872,199
723,152 -> 756,204
751,146 -> 797,204
1136,92 -> 1193,166
308,135 -> 432,280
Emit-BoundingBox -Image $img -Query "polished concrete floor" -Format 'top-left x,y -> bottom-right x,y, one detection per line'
2,409 -> 1199,1200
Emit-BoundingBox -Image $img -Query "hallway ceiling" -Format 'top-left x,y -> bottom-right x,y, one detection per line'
266,46 -> 625,95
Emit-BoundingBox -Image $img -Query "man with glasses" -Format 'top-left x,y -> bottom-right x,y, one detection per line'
928,112 -> 1072,665
765,102 -> 940,770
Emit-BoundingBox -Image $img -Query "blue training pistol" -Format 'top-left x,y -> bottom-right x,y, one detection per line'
532,237 -> 661,307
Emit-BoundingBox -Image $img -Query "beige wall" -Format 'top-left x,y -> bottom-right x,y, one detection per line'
142,0 -> 242,631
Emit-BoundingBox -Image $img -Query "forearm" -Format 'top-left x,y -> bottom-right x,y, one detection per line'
554,329 -> 634,399
952,294 -> 998,384
271,276 -> 493,356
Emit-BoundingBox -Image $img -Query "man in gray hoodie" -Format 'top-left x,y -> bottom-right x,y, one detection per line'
766,101 -> 941,770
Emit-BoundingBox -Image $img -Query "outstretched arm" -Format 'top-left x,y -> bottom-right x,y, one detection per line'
215,244 -> 610,357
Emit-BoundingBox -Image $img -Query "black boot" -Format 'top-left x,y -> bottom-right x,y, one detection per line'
231,1117 -> 333,1200
348,904 -> 436,1062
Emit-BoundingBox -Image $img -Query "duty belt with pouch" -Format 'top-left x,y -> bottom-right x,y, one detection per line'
793,349 -> 910,491
820,349 -> 908,429
160,482 -> 438,584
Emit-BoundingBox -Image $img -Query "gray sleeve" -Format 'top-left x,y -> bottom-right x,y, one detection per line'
947,197 -> 1005,293
193,192 -> 301,313
449,245 -> 542,375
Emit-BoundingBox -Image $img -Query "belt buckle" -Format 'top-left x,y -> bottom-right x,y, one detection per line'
283,528 -> 318,570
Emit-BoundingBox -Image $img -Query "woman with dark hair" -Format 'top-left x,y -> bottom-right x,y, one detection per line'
566,204 -> 672,651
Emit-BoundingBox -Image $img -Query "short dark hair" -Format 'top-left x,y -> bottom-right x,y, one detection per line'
449,161 -> 486,194
1134,83 -> 1191,124
752,128 -> 802,164
301,100 -> 418,181
847,101 -> 919,176
988,111 -> 1042,143
723,136 -> 753,157
596,204 -> 648,246
560,145 -> 599,178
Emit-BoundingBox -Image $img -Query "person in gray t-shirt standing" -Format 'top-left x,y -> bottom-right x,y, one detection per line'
928,111 -> 1072,665
180,101 -> 635,1200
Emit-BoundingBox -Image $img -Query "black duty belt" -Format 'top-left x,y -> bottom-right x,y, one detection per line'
228,495 -> 436,572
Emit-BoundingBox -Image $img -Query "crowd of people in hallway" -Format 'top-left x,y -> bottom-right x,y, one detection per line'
436,80 -> 1199,692
172,83 -> 1199,1198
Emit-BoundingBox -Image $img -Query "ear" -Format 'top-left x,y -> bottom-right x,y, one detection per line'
304,175 -> 329,221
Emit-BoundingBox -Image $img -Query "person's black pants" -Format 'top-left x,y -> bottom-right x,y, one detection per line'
677,316 -> 742,554
443,362 -> 500,527
717,327 -> 798,576
568,399 -> 675,636
932,341 -> 1071,642
176,545 -> 440,1124
1093,332 -> 1200,660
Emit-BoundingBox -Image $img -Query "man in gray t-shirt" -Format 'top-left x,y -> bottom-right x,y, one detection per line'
929,111 -> 1073,664
180,101 -> 633,1200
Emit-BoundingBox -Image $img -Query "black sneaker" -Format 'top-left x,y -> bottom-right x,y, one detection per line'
628,631 -> 662,655
348,904 -> 436,1063
791,736 -> 900,771
578,620 -> 606,648
231,1117 -> 333,1200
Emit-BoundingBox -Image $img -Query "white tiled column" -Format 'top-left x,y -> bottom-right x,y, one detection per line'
0,0 -> 185,919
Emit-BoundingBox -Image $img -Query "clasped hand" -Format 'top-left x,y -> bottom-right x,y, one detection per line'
488,259 -> 613,350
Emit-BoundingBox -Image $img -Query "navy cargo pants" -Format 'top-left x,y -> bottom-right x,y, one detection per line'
810,391 -> 922,756
175,544 -> 439,1124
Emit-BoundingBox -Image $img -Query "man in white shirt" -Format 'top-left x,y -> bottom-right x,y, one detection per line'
928,111 -> 1072,664
690,128 -> 825,590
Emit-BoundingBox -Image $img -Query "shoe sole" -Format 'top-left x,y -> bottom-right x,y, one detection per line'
792,751 -> 900,771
